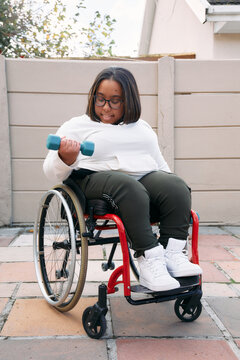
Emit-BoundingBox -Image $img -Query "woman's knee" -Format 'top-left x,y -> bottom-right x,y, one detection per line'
160,174 -> 191,210
167,174 -> 191,195
141,171 -> 191,207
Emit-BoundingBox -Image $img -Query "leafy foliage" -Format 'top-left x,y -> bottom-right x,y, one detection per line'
83,11 -> 116,57
0,0 -> 116,57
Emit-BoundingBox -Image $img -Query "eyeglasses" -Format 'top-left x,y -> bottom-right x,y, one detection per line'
94,95 -> 124,110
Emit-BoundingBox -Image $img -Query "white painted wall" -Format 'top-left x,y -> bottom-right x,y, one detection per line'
147,0 -> 240,59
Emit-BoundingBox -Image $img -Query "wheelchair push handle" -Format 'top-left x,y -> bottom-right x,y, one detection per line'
46,134 -> 95,156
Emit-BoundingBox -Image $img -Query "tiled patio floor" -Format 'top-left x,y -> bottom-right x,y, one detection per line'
0,226 -> 240,360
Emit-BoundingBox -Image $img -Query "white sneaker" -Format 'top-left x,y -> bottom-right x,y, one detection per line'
165,238 -> 202,277
137,245 -> 180,292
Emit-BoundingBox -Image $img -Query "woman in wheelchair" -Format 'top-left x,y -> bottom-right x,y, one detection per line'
43,66 -> 202,293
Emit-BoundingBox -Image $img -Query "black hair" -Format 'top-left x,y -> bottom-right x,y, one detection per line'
86,67 -> 141,124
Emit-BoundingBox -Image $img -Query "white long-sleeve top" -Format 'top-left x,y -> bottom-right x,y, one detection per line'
43,114 -> 171,183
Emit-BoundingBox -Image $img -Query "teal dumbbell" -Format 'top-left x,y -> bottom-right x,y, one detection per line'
46,134 -> 95,156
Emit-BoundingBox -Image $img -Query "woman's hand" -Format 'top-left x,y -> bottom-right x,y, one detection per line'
58,137 -> 80,166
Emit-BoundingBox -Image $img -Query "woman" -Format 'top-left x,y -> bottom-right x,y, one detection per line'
43,67 -> 202,292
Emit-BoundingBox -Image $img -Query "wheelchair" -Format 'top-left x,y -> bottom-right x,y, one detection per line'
33,176 -> 202,339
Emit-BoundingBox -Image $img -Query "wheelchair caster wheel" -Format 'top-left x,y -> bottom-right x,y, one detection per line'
101,262 -> 115,271
174,298 -> 202,322
109,262 -> 115,270
82,306 -> 106,339
101,263 -> 108,271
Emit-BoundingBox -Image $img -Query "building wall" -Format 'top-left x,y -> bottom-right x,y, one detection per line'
149,0 -> 214,58
213,33 -> 240,59
1,56 -> 240,225
148,0 -> 240,59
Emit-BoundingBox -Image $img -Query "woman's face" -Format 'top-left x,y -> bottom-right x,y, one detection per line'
94,79 -> 124,124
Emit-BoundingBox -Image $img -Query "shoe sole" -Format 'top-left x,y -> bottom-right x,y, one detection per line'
140,278 -> 180,292
168,270 -> 202,277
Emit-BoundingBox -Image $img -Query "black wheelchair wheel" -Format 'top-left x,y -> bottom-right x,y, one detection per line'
34,184 -> 88,312
82,306 -> 107,339
174,297 -> 202,322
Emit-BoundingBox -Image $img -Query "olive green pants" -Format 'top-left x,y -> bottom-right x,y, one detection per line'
76,170 -> 191,256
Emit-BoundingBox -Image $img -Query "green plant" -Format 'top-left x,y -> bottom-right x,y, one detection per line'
0,0 -> 116,58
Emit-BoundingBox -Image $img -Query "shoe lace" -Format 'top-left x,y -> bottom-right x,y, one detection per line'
145,257 -> 166,278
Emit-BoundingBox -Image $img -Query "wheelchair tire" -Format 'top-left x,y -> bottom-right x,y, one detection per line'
82,306 -> 107,339
174,297 -> 202,322
34,184 -> 88,312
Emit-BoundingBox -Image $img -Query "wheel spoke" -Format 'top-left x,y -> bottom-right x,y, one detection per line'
33,185 -> 88,311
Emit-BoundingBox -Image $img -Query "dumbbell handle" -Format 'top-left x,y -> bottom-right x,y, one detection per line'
46,134 -> 94,156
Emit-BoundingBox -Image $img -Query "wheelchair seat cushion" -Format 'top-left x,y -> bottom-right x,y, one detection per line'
86,199 -> 115,216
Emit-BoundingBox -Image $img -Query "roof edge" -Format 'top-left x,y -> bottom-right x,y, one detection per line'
186,0 -> 240,23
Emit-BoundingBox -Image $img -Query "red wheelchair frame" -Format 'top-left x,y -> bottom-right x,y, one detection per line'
81,207 -> 202,339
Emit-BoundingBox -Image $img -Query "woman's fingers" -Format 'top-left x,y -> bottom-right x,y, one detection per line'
58,138 -> 80,165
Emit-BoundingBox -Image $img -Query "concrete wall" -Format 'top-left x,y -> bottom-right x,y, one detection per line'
173,59 -> 240,224
2,57 -> 163,224
148,0 -> 240,59
1,56 -> 240,225
0,56 -> 12,226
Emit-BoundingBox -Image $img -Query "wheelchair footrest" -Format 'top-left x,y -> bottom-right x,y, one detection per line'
130,276 -> 200,296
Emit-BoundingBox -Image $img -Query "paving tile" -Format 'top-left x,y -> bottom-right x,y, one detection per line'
88,246 -> 105,259
0,338 -> 108,360
206,297 -> 240,337
0,237 -> 14,247
82,282 -> 102,297
16,280 -> 128,299
198,245 -> 235,261
229,246 -> 240,258
0,247 -> 33,262
232,284 -> 240,296
200,262 -> 230,283
16,283 -> 43,298
11,235 -> 105,260
10,234 -> 33,247
110,297 -> 221,338
17,281 -> 108,298
105,244 -> 136,261
199,226 -> 228,235
86,260 -> 136,282
0,297 -> 97,337
198,235 -> 240,246
86,260 -> 118,281
223,226 -> 240,236
116,339 -> 239,360
0,298 -> 8,313
202,283 -> 237,297
216,261 -> 240,282
0,228 -> 23,237
0,262 -> 37,282
0,283 -> 17,297
105,243 -> 123,260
